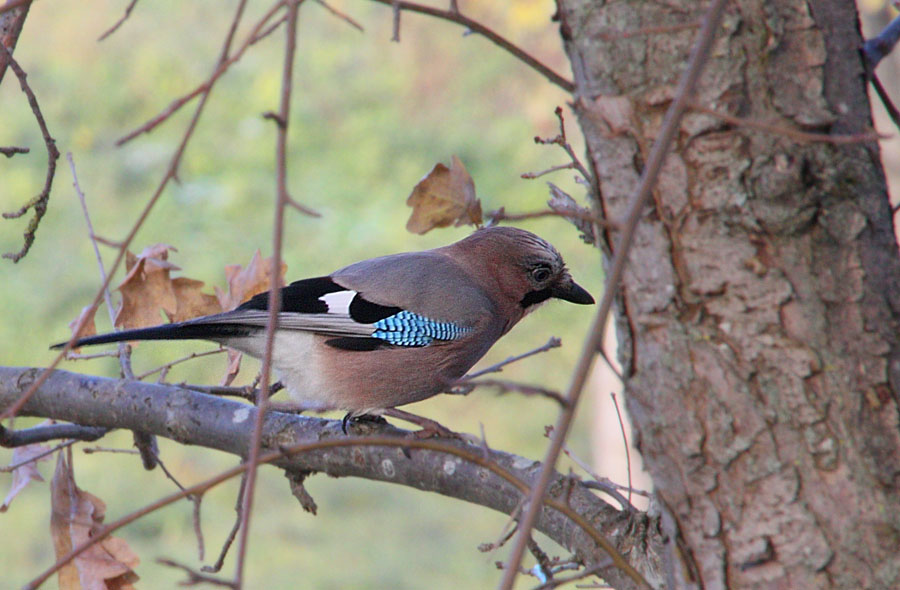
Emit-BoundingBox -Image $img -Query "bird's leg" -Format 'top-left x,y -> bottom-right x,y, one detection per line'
382,408 -> 459,439
341,412 -> 389,435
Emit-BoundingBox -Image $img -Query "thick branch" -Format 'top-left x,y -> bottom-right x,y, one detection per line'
0,366 -> 664,590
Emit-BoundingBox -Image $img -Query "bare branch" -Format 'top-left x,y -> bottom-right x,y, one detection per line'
461,337 -> 562,381
203,473 -> 247,573
528,107 -> 593,185
2,367 -> 663,590
97,0 -> 140,41
68,152 -> 160,469
234,1 -> 303,585
466,378 -> 568,407
0,145 -> 28,157
368,0 -> 574,93
158,558 -> 235,589
133,348 -> 225,380
314,0 -> 364,31
488,206 -> 617,231
0,422 -> 107,447
0,43 -> 58,263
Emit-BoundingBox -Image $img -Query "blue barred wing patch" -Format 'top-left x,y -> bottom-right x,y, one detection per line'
372,311 -> 471,347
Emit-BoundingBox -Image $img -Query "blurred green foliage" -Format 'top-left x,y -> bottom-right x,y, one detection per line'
0,0 -> 607,587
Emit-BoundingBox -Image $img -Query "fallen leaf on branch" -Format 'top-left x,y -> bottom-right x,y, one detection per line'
113,244 -> 222,333
50,452 -> 140,589
213,251 -> 287,386
215,250 -> 287,312
114,244 -> 180,331
406,155 -> 483,234
167,278 -> 222,323
1,426 -> 53,512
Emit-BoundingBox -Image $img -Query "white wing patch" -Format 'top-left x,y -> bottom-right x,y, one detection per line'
320,290 -> 357,315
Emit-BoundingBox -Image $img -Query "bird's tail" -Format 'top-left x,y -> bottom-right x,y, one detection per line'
50,320 -> 255,350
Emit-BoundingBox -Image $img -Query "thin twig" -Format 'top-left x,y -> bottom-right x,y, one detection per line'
134,348 -> 225,380
391,0 -> 400,41
63,350 -> 122,361
479,520 -> 519,553
158,558 -> 235,589
193,492 -> 206,561
314,0 -> 363,31
68,152 -> 158,469
97,0 -> 140,41
203,473 -> 248,573
596,345 -> 623,382
233,1 -> 302,585
467,378 -> 568,406
180,383 -> 262,401
0,146 -> 28,157
521,162 -> 577,179
68,152 -> 130,369
0,43 -> 58,263
82,446 -> 139,455
368,0 -> 573,92
498,1 -> 729,588
461,337 -> 562,381
252,13 -> 289,46
488,207 -> 618,231
530,107 -> 592,184
1,439 -> 78,472
870,73 -> 900,134
150,449 -> 206,558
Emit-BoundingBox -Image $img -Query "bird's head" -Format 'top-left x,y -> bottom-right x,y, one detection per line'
449,226 -> 594,313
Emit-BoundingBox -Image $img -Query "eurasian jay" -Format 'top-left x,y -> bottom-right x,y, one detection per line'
55,227 -> 594,418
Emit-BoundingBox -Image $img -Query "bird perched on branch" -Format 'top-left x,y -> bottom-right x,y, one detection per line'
55,226 -> 593,425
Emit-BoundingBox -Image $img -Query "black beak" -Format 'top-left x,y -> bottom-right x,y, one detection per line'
552,278 -> 595,305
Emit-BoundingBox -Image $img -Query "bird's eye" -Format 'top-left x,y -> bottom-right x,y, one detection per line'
531,266 -> 552,283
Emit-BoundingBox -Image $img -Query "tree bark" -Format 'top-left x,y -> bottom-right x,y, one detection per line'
558,0 -> 900,588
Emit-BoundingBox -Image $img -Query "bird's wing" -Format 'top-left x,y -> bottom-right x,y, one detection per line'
218,276 -> 473,349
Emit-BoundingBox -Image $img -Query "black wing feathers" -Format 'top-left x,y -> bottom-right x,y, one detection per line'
238,275 -> 404,325
348,296 -> 401,324
238,276 -> 345,313
324,337 -> 391,351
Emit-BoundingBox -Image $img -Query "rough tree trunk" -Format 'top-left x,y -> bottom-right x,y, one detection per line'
558,0 -> 900,588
